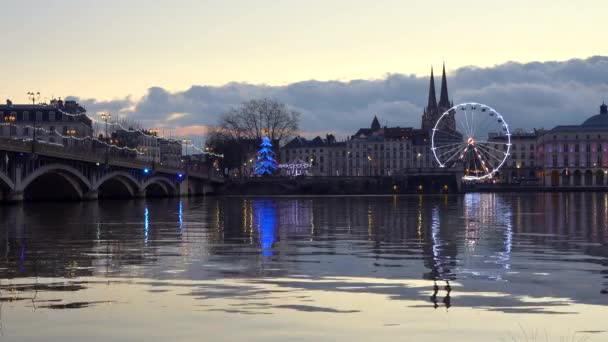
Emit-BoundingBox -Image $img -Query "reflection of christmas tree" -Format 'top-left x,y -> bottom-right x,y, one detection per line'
254,136 -> 277,175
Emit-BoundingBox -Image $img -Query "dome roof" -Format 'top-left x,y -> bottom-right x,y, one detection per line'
581,103 -> 608,126
582,113 -> 608,127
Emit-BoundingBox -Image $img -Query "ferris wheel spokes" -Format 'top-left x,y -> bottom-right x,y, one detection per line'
431,102 -> 511,181
474,144 -> 505,165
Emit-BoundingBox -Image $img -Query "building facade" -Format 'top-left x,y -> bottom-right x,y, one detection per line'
488,129 -> 541,184
0,99 -> 93,145
159,138 -> 183,168
538,103 -> 608,187
281,65 -> 452,176
280,135 -> 346,176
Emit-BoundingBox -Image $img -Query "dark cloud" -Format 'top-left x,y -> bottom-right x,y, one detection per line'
68,56 -> 608,137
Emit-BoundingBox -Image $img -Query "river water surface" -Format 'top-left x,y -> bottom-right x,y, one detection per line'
1,193 -> 608,341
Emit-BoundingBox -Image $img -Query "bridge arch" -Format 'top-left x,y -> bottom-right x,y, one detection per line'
142,176 -> 178,197
0,170 -> 14,191
93,171 -> 142,199
19,164 -> 92,200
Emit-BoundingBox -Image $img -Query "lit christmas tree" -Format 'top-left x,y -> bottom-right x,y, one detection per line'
254,136 -> 277,175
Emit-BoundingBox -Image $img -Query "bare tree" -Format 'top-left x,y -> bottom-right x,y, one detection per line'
217,98 -> 300,145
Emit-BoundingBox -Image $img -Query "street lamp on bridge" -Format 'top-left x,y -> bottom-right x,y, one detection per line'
100,113 -> 112,166
3,114 -> 16,139
27,91 -> 40,155
183,139 -> 191,174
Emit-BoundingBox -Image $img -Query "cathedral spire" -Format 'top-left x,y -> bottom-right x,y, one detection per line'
427,67 -> 437,110
438,62 -> 450,109
371,115 -> 381,131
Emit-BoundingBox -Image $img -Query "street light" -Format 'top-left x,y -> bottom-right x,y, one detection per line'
100,113 -> 112,142
149,128 -> 159,165
3,114 -> 16,139
27,91 -> 40,154
182,139 -> 191,156
66,129 -> 77,148
100,113 -> 112,166
182,139 -> 191,173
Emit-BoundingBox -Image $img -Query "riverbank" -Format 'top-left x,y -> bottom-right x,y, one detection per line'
465,184 -> 608,192
224,175 -> 460,195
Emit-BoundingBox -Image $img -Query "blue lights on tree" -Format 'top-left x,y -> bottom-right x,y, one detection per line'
254,136 -> 277,175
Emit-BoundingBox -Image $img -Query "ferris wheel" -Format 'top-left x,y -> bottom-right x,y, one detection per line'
431,102 -> 511,181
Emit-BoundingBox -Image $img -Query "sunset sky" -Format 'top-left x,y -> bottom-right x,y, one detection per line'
1,0 -> 607,136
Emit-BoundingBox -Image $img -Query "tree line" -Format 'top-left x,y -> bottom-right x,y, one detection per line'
206,98 -> 301,171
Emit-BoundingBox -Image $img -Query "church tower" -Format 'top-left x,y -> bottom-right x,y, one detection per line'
438,63 -> 455,131
421,64 -> 455,132
421,67 -> 439,131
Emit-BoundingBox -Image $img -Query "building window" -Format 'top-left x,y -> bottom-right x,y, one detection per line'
575,144 -> 579,152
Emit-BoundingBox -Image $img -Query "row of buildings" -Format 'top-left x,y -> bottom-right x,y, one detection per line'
0,98 -> 184,168
279,65 -> 608,188
280,65 -> 454,177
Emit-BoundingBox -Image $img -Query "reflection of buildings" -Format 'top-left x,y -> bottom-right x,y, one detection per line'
2,194 -> 607,287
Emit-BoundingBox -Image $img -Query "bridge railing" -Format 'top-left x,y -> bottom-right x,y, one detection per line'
0,137 -> 224,183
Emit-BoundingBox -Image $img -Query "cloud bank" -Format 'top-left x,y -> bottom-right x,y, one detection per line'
69,56 -> 608,138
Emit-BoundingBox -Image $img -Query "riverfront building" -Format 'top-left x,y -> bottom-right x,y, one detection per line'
537,102 -> 608,187
280,62 -> 608,188
488,129 -> 541,184
280,135 -> 346,176
281,65 -> 452,176
0,98 -> 93,144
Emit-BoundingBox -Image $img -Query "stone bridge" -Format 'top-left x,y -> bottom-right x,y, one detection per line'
0,138 -> 224,202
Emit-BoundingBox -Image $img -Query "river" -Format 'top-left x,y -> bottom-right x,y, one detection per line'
1,193 -> 607,341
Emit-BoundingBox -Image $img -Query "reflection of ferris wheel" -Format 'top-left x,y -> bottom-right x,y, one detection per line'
431,103 -> 511,181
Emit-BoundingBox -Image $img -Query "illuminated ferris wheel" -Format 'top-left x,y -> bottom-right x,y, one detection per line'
431,103 -> 511,181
